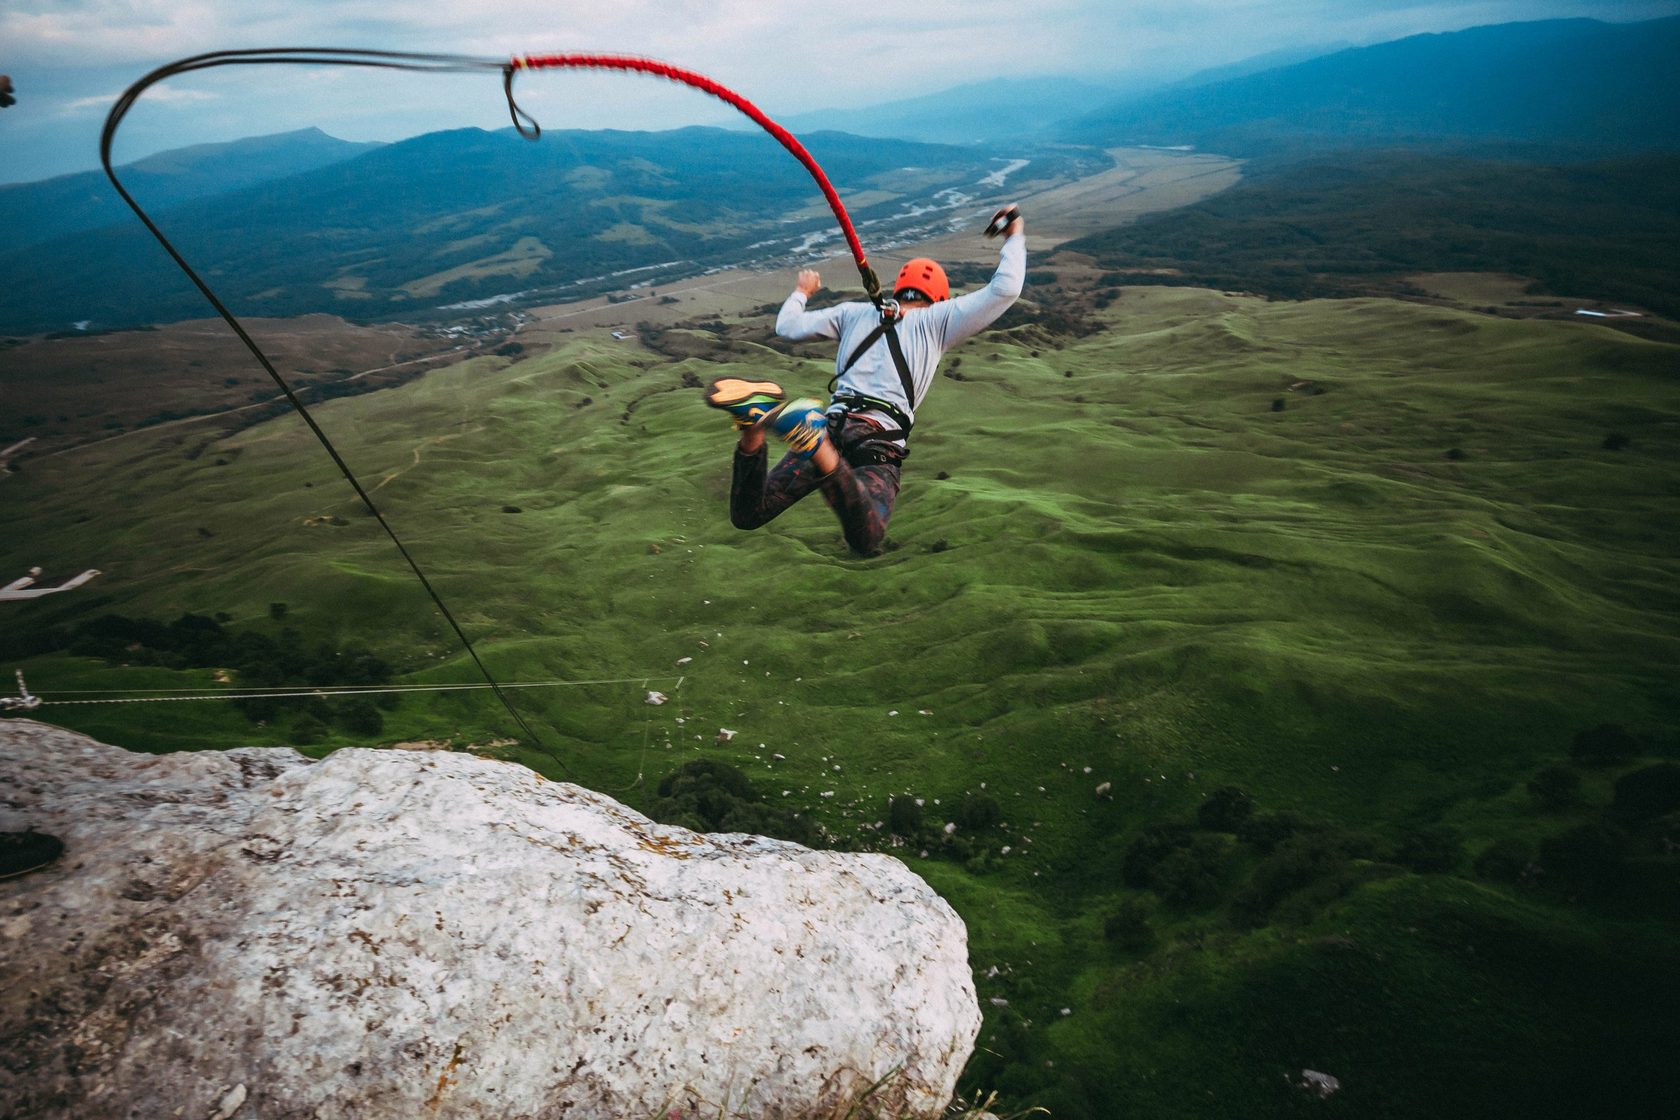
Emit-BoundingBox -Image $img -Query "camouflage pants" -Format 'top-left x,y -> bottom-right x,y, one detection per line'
729,417 -> 903,557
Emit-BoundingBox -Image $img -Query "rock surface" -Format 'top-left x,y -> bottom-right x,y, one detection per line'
0,720 -> 980,1119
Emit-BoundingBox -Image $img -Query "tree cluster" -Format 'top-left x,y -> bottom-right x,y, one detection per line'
644,759 -> 818,847
4,610 -> 397,736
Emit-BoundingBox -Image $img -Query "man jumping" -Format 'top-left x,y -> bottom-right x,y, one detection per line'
705,205 -> 1025,556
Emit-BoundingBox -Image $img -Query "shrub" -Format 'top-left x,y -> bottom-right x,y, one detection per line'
1232,831 -> 1350,926
1102,896 -> 1156,951
1473,838 -> 1536,884
887,795 -> 924,838
648,759 -> 816,846
1538,823 -> 1626,888
1527,765 -> 1581,811
1611,764 -> 1680,821
291,714 -> 328,745
955,792 -> 1004,832
1237,810 -> 1312,854
1197,786 -> 1255,832
1569,723 -> 1639,766
1150,836 -> 1228,908
336,698 -> 384,737
1392,825 -> 1463,873
1121,823 -> 1195,888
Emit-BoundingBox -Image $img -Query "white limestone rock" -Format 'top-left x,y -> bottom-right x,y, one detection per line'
0,719 -> 980,1119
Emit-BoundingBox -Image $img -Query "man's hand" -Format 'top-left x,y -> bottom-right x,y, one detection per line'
795,269 -> 821,297
986,204 -> 1023,239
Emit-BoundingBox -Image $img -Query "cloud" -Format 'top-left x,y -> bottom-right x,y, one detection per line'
8,1 -> 1679,98
64,85 -> 219,115
5,0 -> 1679,182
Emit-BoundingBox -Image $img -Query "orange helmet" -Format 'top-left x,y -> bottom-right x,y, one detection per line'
893,257 -> 948,303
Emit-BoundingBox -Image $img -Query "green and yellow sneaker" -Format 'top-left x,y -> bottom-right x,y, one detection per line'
762,398 -> 828,459
704,377 -> 786,429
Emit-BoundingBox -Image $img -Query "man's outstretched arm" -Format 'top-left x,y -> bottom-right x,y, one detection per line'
933,207 -> 1025,347
776,268 -> 845,341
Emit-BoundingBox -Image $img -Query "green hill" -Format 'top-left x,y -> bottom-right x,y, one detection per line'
3,279 -> 1678,1117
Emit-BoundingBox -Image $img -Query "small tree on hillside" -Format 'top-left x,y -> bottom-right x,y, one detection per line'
887,795 -> 924,839
1473,838 -> 1536,884
1103,896 -> 1156,951
1527,765 -> 1581,811
1197,786 -> 1255,832
291,713 -> 328,746
955,791 -> 1003,832
1392,825 -> 1463,873
1570,723 -> 1639,767
337,698 -> 384,737
1538,823 -> 1626,890
1611,764 -> 1680,822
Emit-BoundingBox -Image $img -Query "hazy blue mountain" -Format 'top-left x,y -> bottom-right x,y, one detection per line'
0,128 -> 384,252
1166,41 -> 1354,89
1063,16 -> 1680,156
780,76 -> 1132,145
0,125 -> 1090,333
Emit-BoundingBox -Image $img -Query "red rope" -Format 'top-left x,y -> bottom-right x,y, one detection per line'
513,53 -> 879,299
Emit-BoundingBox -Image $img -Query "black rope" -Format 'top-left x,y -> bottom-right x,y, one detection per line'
101,49 -> 571,775
503,66 -> 542,139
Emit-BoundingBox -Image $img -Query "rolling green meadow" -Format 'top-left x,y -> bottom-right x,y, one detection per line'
4,279 -> 1678,1116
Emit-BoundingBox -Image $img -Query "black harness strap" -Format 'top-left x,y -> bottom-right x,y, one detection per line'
881,325 -> 916,410
829,313 -> 921,437
838,323 -> 884,377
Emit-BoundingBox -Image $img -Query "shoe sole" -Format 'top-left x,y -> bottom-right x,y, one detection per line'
704,378 -> 785,412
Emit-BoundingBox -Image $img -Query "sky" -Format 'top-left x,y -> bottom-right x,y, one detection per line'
2,0 -> 1678,184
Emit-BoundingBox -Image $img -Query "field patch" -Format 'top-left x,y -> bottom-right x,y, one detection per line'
399,236 -> 553,300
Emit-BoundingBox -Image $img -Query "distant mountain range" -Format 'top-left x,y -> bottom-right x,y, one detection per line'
4,15 -> 1678,335
0,129 -> 384,253
768,16 -> 1679,158
1064,16 -> 1680,155
780,76 -> 1129,145
0,126 -> 1084,334
772,46 -> 1356,147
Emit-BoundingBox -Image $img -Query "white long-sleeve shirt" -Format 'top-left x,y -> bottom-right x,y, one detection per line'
774,232 -> 1026,443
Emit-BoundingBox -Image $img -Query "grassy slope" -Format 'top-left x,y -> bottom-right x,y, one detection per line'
4,287 -> 1678,1116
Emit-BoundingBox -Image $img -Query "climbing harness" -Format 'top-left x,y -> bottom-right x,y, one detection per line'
827,301 -> 922,446
99,48 -> 886,774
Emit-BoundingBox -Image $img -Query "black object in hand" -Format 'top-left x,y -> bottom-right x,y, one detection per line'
985,205 -> 1020,238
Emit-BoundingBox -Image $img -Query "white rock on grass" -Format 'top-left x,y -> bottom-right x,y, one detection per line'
0,719 -> 980,1120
